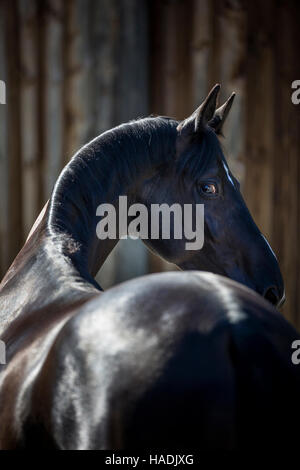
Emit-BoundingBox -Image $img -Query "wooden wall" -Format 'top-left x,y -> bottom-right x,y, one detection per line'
0,0 -> 300,327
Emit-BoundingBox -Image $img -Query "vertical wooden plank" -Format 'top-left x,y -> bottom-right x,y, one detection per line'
62,0 -> 75,162
19,0 -> 39,237
79,0 -> 119,142
150,0 -> 193,118
5,0 -> 23,266
273,0 -> 300,326
44,0 -> 64,198
115,0 -> 149,123
62,0 -> 86,161
244,0 -> 274,241
36,0 -> 46,207
218,0 -> 246,185
192,0 -> 211,103
0,0 -> 9,276
207,0 -> 221,87
195,0 -> 246,182
296,0 -> 300,330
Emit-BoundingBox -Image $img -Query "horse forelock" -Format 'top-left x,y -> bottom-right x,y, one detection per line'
175,126 -> 223,181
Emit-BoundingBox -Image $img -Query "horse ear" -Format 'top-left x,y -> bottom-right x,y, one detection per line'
209,92 -> 235,135
194,84 -> 220,131
177,84 -> 221,135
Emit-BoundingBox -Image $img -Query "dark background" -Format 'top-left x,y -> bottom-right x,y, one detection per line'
0,0 -> 300,327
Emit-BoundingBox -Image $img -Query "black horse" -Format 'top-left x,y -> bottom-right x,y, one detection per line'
0,272 -> 299,449
0,85 -> 293,450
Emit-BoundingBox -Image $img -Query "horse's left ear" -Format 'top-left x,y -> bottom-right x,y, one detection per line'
209,92 -> 235,135
177,84 -> 220,135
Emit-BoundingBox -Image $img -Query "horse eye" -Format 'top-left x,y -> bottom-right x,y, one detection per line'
200,183 -> 218,195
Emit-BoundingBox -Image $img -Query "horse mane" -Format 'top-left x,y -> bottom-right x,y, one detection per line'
47,116 -> 222,238
47,116 -> 177,235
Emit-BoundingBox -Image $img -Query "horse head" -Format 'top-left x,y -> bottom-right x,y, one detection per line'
136,85 -> 284,307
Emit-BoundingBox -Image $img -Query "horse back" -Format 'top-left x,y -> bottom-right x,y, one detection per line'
16,272 -> 300,450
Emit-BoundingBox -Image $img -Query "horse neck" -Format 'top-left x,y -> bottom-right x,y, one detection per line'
45,117 -> 177,285
0,119 -> 177,333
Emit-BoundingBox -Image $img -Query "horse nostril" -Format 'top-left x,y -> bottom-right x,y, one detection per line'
264,286 -> 280,307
